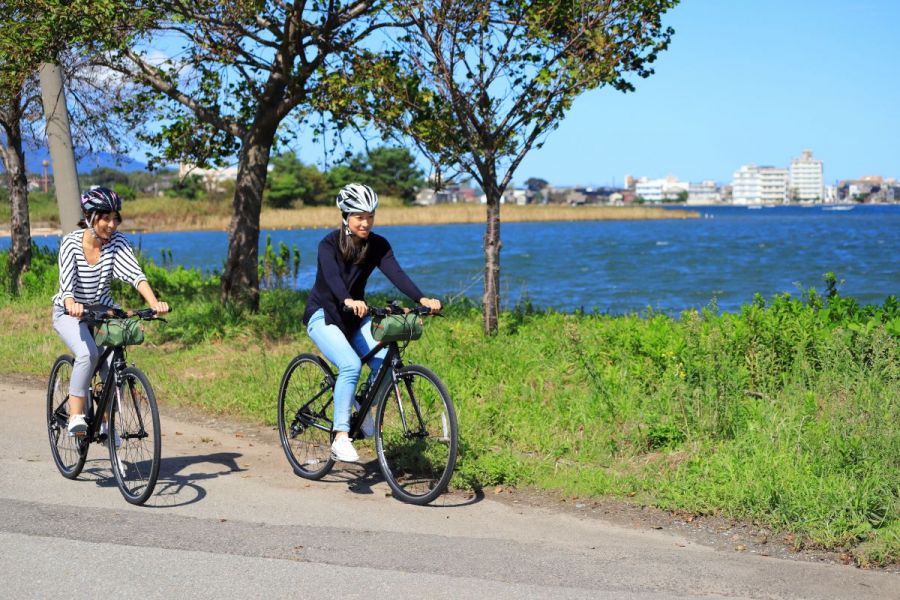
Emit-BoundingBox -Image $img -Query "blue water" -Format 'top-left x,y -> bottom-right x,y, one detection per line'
8,205 -> 899,314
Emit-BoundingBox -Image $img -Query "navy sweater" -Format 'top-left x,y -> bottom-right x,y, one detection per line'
303,230 -> 425,337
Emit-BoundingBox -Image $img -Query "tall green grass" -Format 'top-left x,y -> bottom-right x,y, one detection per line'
1,245 -> 897,565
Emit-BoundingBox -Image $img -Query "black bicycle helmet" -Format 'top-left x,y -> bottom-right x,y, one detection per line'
80,186 -> 122,215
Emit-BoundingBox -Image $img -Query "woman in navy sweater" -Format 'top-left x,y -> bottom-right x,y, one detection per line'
303,183 -> 441,462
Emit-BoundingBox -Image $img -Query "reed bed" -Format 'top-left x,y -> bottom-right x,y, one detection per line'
260,203 -> 696,230
3,197 -> 696,236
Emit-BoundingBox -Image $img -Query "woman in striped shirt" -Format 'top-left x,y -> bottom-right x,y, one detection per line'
51,187 -> 170,437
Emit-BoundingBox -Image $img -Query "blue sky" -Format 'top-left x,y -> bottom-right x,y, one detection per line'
515,0 -> 900,187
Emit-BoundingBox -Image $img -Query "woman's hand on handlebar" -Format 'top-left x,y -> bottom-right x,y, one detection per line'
419,297 -> 442,314
344,298 -> 368,318
151,301 -> 170,315
65,300 -> 85,319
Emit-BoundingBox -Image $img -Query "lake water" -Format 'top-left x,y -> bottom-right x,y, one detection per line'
8,205 -> 899,314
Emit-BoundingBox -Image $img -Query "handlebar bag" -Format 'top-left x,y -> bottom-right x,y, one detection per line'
371,313 -> 424,343
95,318 -> 145,347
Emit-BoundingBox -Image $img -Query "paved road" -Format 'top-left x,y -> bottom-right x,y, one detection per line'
0,378 -> 895,599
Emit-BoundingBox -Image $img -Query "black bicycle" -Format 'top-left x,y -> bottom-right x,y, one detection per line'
277,303 -> 458,505
47,307 -> 165,505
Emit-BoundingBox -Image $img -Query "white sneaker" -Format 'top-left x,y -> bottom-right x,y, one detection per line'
331,436 -> 360,463
100,421 -> 122,448
67,414 -> 87,437
353,400 -> 376,438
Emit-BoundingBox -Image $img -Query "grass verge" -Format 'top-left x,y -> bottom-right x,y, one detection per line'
1,246 -> 896,566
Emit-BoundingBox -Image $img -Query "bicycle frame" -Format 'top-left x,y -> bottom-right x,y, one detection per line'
293,340 -> 407,440
349,341 -> 402,439
80,345 -> 147,445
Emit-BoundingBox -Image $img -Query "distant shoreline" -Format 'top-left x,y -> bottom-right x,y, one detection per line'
0,204 -> 698,237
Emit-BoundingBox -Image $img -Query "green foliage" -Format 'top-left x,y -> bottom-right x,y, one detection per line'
258,234 -> 300,289
165,174 -> 204,200
112,182 -> 137,202
265,151 -> 329,208
347,146 -> 424,203
265,147 -> 423,207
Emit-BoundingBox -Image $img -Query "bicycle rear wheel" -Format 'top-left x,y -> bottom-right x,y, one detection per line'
109,367 -> 161,505
47,355 -> 87,479
376,365 -> 458,505
277,353 -> 336,479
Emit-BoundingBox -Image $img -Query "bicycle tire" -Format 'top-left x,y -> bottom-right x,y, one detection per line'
47,355 -> 87,479
109,366 -> 161,505
376,364 -> 458,505
277,353 -> 336,479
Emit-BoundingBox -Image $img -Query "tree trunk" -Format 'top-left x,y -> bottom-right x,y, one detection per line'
1,110 -> 32,295
39,63 -> 82,233
220,120 -> 278,310
482,181 -> 502,335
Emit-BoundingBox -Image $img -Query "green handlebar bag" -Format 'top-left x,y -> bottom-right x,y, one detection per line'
371,313 -> 424,343
95,318 -> 145,347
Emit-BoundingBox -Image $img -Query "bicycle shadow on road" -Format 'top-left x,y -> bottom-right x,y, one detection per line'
82,452 -> 246,508
324,459 -> 483,508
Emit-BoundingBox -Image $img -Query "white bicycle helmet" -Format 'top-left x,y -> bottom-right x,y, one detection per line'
336,183 -> 379,215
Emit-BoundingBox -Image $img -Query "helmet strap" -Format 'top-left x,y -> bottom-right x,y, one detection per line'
87,213 -> 110,243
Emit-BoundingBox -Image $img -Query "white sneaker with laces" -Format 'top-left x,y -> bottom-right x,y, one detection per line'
67,414 -> 87,437
331,436 -> 360,463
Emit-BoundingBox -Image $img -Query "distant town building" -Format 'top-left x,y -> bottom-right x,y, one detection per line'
837,176 -> 900,203
731,164 -> 788,205
634,176 -> 688,202
179,162 -> 238,193
415,181 -> 478,205
478,188 -> 527,205
789,149 -> 824,202
687,180 -> 722,205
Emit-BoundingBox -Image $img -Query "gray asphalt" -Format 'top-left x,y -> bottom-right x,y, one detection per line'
0,378 -> 895,599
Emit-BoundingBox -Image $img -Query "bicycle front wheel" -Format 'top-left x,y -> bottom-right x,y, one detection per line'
376,365 -> 458,505
109,367 -> 161,505
47,355 -> 87,479
277,353 -> 336,479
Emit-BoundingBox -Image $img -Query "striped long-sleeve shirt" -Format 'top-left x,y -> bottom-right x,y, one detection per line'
52,230 -> 148,308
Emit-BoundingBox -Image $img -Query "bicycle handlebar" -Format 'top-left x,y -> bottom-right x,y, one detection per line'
77,306 -> 169,324
342,301 -> 438,318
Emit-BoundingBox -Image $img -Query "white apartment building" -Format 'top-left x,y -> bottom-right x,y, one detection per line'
634,176 -> 688,202
789,149 -> 824,202
731,165 -> 788,205
687,180 -> 721,205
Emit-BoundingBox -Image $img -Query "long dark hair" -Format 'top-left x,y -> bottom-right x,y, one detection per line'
338,213 -> 369,265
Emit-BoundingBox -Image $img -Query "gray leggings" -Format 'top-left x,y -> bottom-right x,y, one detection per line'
52,305 -> 109,398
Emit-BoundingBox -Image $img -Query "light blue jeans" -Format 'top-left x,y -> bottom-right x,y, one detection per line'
306,308 -> 386,433
52,305 -> 110,397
